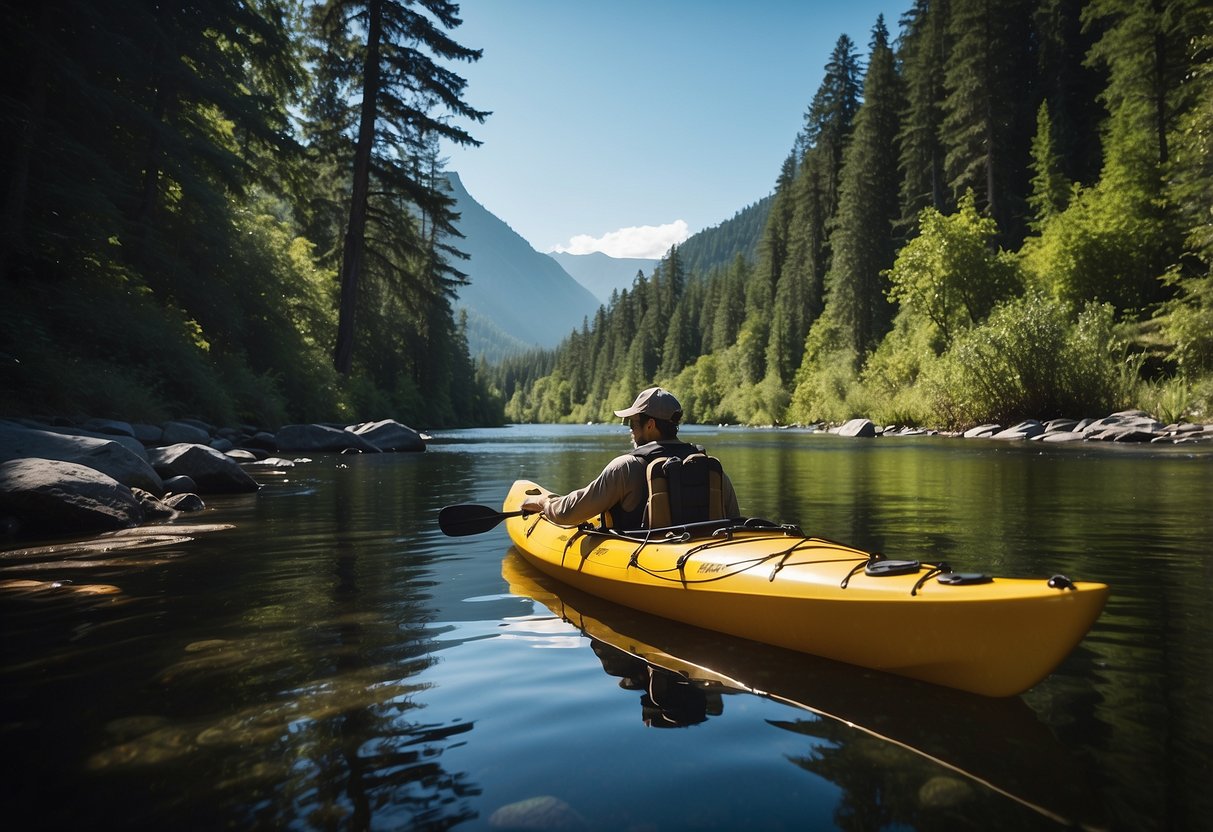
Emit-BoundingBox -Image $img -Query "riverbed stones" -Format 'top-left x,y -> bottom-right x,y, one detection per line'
488,796 -> 587,831
147,444 -> 260,493
0,422 -> 164,494
347,419 -> 426,452
992,420 -> 1047,440
82,418 -> 135,437
274,423 -> 381,454
162,474 -> 198,494
161,420 -> 211,446
0,458 -> 144,537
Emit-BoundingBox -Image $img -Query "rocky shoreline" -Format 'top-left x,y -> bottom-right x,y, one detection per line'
4,408 -> 1209,544
0,417 -> 427,541
825,410 -> 1213,443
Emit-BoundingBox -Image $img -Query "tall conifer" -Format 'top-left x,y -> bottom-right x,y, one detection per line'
309,0 -> 486,376
824,17 -> 905,358
895,0 -> 951,232
941,0 -> 1035,242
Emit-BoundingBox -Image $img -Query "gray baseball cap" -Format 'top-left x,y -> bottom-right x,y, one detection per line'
614,387 -> 683,421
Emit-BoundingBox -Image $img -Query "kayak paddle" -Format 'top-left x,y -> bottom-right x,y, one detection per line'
438,504 -> 531,537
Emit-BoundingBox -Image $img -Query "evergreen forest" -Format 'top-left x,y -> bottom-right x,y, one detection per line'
492,0 -> 1213,430
4,1 -> 1213,433
1,0 -> 501,428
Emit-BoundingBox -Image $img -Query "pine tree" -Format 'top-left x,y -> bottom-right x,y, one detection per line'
752,36 -> 862,383
941,0 -> 1036,242
823,16 -> 905,359
308,0 -> 487,376
1032,0 -> 1105,186
896,0 -> 951,232
1027,101 -> 1072,230
803,34 -> 864,216
1082,0 -> 1205,184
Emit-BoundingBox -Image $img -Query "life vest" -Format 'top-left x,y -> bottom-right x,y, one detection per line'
606,441 -> 726,530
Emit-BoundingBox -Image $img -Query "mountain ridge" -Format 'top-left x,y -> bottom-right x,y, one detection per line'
445,172 -> 601,359
549,251 -> 659,304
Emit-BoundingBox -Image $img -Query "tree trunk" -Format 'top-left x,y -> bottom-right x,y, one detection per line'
334,0 -> 383,375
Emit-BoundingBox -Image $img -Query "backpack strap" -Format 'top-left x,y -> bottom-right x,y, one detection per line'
645,457 -> 674,528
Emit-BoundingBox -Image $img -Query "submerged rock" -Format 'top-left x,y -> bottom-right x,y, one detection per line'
918,775 -> 974,809
488,796 -> 587,831
0,458 -> 144,537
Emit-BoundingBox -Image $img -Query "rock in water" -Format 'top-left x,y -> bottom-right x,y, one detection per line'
0,458 -> 144,537
488,795 -> 587,831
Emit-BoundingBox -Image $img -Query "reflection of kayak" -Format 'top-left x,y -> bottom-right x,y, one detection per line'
503,480 -> 1109,697
501,552 -> 1107,830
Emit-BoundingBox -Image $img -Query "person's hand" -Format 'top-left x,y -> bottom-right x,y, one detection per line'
521,498 -> 547,515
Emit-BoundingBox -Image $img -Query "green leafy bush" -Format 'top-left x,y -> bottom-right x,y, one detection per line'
923,293 -> 1134,427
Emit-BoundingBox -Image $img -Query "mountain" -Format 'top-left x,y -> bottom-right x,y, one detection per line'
445,172 -> 601,358
550,197 -> 774,305
549,251 -> 658,304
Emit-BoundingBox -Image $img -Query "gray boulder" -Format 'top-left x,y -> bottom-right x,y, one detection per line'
131,487 -> 179,521
275,424 -> 381,453
1081,411 -> 1164,442
0,423 -> 164,494
836,418 -> 877,438
243,431 -> 278,452
22,423 -> 150,460
1040,431 -> 1085,443
162,474 -> 198,494
147,444 -> 260,493
0,458 -> 144,538
992,420 -> 1046,440
347,419 -> 426,452
224,449 -> 259,462
132,423 -> 164,444
164,492 -> 206,512
82,418 -> 135,437
963,424 -> 1001,439
161,420 -> 211,445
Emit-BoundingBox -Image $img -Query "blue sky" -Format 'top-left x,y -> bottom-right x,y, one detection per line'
443,0 -> 913,258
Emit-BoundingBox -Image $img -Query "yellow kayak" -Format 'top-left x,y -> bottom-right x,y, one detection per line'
503,479 -> 1109,697
502,552 -> 1105,828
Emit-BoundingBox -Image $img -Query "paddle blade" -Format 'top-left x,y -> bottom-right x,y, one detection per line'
438,504 -> 523,536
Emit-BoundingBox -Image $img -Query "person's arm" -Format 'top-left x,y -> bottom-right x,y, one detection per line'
528,456 -> 637,526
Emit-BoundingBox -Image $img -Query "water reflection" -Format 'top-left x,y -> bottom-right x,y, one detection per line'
502,551 -> 1107,830
3,426 -> 1210,830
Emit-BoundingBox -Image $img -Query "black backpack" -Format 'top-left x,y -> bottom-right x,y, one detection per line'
644,453 -> 726,527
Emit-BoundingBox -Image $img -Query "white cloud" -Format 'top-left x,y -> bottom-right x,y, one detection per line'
551,220 -> 690,259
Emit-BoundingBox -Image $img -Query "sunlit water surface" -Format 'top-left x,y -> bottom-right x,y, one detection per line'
2,425 -> 1210,830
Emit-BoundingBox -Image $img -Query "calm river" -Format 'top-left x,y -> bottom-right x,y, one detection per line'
2,424 -> 1210,830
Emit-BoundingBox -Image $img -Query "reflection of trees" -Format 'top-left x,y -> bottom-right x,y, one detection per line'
771,717 -> 1041,832
259,472 -> 483,830
775,717 -> 932,831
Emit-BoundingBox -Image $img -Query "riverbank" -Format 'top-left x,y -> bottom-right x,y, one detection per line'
0,417 -> 427,541
820,409 -> 1213,443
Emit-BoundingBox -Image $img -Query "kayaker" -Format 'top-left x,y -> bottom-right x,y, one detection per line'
521,387 -> 740,528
